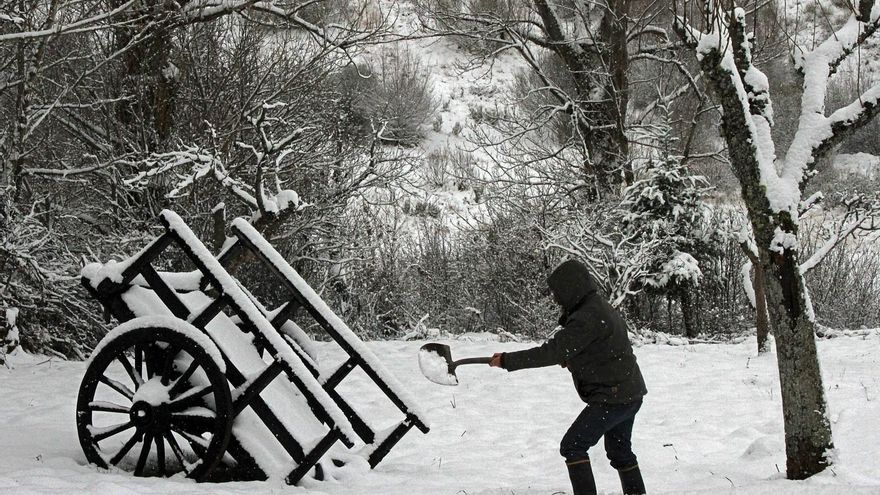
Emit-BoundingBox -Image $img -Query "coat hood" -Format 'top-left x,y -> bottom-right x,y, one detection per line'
548,259 -> 599,312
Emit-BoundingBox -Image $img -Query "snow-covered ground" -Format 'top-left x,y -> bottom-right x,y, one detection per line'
1,333 -> 879,494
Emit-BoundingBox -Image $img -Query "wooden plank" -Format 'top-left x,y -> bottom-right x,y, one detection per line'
232,361 -> 284,417
285,430 -> 339,485
324,386 -> 375,444
140,263 -> 190,319
235,226 -> 427,430
367,417 -> 414,468
270,300 -> 301,328
114,234 -> 174,290
230,224 -> 430,434
323,357 -> 357,390
224,361 -> 306,463
189,296 -> 228,329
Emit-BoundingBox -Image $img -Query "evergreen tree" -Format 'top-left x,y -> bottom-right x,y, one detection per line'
620,103 -> 717,337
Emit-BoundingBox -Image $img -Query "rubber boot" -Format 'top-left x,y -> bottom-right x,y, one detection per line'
618,464 -> 646,494
566,459 -> 597,495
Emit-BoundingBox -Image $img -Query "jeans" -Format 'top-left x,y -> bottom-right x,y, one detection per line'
560,399 -> 642,469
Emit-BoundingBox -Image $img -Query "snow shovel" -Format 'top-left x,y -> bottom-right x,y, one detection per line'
418,343 -> 492,386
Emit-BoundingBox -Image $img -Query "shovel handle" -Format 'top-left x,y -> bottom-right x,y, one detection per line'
453,357 -> 493,366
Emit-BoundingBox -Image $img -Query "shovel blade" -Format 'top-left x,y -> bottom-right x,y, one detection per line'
418,343 -> 459,386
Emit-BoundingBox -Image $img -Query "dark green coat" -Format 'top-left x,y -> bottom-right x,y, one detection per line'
502,260 -> 647,404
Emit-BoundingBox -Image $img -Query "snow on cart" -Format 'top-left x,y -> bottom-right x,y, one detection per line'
76,210 -> 429,483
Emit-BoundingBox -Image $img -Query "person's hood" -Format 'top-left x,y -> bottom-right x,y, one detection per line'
547,259 -> 599,312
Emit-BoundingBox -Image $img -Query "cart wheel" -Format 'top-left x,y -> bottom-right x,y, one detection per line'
76,325 -> 232,480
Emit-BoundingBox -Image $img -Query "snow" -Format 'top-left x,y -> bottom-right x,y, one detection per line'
770,227 -> 799,254
417,348 -> 457,386
81,234 -> 169,289
4,307 -> 20,347
833,153 -> 880,179
649,252 -> 702,288
131,377 -> 172,405
741,261 -> 757,308
2,334 -> 880,493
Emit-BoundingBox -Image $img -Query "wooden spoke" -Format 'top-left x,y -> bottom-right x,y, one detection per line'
109,433 -> 141,466
168,360 -> 199,398
160,346 -> 178,386
170,413 -> 215,434
91,421 -> 135,442
155,435 -> 166,477
88,401 -> 130,414
172,427 -> 209,458
168,384 -> 213,412
134,432 -> 152,476
98,376 -> 134,401
164,432 -> 189,474
134,344 -> 143,382
117,354 -> 143,389
144,344 -> 163,379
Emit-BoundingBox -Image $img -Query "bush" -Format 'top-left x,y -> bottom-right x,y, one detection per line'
341,47 -> 437,147
341,207 -> 557,339
801,214 -> 880,328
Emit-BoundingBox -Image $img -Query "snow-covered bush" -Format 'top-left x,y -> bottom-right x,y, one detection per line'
341,205 -> 556,339
0,201 -> 106,359
620,107 -> 722,337
422,147 -> 481,193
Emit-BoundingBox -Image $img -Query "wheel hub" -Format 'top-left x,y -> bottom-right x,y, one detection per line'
130,401 -> 170,432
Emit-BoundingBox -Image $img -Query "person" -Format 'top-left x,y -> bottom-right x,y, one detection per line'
489,259 -> 647,495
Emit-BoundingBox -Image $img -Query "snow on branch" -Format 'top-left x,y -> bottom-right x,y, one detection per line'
674,7 -> 791,213
180,0 -> 381,49
677,0 -> 880,218
785,1 -> 880,191
0,0 -> 137,42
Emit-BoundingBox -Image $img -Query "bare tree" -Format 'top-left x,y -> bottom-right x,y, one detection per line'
415,0 -> 696,194
673,0 -> 880,478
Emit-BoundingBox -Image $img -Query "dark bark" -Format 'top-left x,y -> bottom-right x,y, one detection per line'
680,289 -> 698,338
754,261 -> 770,353
113,0 -> 176,151
532,0 -> 632,192
762,249 -> 833,478
740,242 -> 771,353
676,21 -> 834,480
212,204 -> 226,253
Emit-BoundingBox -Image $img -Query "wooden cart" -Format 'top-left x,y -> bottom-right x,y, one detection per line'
76,210 -> 429,483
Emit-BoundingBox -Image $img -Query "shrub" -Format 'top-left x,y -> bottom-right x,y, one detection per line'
801,213 -> 880,328
348,47 -> 437,147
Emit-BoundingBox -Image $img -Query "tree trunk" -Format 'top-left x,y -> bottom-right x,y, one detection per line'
741,242 -> 771,353
758,232 -> 833,479
754,261 -> 770,353
113,0 -> 176,151
599,0 -> 632,185
533,0 -> 632,194
676,8 -> 836,480
680,289 -> 698,338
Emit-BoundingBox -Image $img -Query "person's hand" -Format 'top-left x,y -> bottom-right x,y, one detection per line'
489,353 -> 504,368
